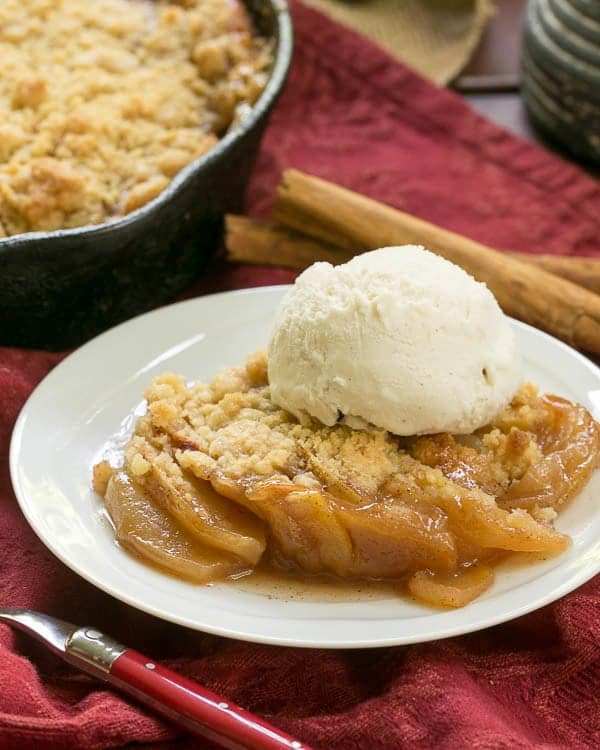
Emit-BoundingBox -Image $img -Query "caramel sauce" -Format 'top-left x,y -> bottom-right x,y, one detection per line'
233,562 -> 400,602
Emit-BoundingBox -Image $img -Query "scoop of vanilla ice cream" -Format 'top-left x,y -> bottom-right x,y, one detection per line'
268,246 -> 522,435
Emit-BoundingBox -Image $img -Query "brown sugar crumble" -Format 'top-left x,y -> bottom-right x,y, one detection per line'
0,0 -> 272,237
94,350 -> 600,606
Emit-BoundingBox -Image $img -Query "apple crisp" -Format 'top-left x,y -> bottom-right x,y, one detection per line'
94,350 -> 600,608
0,0 -> 271,237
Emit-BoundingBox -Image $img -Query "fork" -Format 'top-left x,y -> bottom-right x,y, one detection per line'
0,607 -> 310,750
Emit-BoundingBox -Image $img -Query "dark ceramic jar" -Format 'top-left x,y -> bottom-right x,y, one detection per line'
0,0 -> 293,350
522,0 -> 600,164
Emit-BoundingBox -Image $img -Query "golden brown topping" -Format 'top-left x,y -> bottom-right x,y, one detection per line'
0,0 -> 271,236
95,350 -> 600,607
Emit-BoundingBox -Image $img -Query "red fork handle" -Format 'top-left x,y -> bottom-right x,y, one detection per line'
109,650 -> 311,750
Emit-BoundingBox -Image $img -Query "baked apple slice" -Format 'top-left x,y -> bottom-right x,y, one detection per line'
124,436 -> 266,565
104,472 -> 245,582
500,395 -> 600,512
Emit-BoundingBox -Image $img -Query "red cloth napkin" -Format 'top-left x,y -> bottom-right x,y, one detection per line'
2,3 -> 600,749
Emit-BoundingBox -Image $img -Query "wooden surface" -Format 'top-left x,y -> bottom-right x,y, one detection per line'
466,92 -> 540,143
458,0 -> 525,87
453,0 -> 558,155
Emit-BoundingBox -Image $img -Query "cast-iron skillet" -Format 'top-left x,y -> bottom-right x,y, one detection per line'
0,0 -> 292,349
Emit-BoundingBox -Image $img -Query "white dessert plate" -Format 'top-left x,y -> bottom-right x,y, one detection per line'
10,287 -> 600,648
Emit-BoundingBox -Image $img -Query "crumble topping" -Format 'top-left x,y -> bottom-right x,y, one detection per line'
0,0 -> 271,236
95,349 -> 600,604
129,350 -> 574,522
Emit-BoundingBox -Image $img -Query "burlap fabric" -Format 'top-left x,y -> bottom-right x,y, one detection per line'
300,0 -> 495,84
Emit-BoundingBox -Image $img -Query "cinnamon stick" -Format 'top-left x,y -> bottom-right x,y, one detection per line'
507,253 -> 600,295
225,215 -> 349,269
274,169 -> 600,354
225,214 -> 600,296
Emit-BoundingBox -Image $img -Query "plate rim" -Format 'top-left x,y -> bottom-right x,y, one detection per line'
9,286 -> 600,648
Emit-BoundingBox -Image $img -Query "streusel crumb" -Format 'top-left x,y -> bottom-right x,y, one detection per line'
95,350 -> 600,605
0,0 -> 271,237
136,351 -> 595,522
